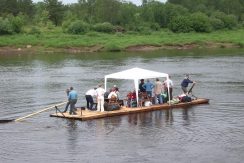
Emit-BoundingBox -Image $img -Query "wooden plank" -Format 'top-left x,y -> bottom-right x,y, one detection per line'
50,98 -> 209,121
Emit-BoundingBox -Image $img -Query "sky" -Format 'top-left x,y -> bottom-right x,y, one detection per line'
32,0 -> 166,6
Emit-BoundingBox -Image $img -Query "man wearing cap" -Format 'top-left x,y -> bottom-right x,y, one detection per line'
85,87 -> 97,110
181,74 -> 196,94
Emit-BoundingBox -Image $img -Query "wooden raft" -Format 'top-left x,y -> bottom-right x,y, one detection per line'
50,98 -> 209,121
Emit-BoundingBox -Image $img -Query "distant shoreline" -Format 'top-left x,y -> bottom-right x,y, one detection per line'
0,42 -> 242,55
0,29 -> 243,54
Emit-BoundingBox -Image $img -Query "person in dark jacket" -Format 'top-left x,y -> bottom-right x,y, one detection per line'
139,79 -> 146,92
181,74 -> 196,94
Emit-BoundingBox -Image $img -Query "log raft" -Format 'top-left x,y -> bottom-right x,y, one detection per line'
50,98 -> 209,121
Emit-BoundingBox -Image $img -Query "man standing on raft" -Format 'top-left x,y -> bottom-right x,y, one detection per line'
68,87 -> 78,115
181,74 -> 196,94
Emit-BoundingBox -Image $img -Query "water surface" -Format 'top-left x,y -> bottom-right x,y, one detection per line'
0,48 -> 244,163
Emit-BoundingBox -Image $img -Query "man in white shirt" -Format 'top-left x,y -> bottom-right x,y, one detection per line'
164,75 -> 173,100
108,88 -> 118,99
85,88 -> 97,110
96,84 -> 106,112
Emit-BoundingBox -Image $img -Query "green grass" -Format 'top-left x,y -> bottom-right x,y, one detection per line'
0,28 -> 243,51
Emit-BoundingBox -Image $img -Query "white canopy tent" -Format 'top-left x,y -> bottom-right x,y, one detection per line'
104,67 -> 170,106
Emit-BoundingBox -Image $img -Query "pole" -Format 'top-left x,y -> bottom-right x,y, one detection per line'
14,101 -> 67,122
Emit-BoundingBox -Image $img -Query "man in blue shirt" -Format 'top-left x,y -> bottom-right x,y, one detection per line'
181,74 -> 196,94
68,87 -> 78,115
143,79 -> 154,97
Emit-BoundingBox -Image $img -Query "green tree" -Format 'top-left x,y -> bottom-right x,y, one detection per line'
78,0 -> 96,23
168,0 -> 244,23
94,0 -> 121,24
17,0 -> 34,18
44,0 -> 65,26
161,3 -> 189,28
117,2 -> 138,27
0,0 -> 18,16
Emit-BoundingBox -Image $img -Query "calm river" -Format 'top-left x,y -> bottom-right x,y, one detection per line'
0,48 -> 244,163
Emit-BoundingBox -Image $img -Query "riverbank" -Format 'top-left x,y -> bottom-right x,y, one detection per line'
0,29 -> 243,54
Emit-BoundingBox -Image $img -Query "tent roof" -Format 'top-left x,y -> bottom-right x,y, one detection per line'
105,67 -> 168,80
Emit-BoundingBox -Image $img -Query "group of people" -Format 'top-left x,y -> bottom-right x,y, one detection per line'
62,74 -> 196,115
128,74 -> 196,107
63,84 -> 119,114
137,76 -> 174,105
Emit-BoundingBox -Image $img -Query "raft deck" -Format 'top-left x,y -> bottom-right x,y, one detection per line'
50,98 -> 209,121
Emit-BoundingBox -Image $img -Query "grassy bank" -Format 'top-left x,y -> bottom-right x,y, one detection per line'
0,28 -> 243,53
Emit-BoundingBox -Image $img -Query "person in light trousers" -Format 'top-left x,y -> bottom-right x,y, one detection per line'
96,84 -> 105,112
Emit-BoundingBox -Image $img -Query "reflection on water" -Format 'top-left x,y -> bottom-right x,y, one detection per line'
165,109 -> 174,125
0,48 -> 244,163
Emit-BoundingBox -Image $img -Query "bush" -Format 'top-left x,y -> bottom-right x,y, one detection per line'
168,15 -> 193,33
211,11 -> 238,29
9,15 -> 24,33
93,22 -> 114,33
62,19 -> 72,33
0,17 -> 14,35
190,12 -> 211,32
150,23 -> 161,31
66,20 -> 90,34
210,18 -> 225,30
114,25 -> 125,33
169,13 -> 212,33
222,15 -> 238,29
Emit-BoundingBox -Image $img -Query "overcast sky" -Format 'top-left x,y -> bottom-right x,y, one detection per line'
32,0 -> 166,6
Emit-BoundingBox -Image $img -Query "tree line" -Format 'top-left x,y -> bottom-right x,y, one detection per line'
0,0 -> 243,35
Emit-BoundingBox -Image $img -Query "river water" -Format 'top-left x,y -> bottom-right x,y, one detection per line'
0,48 -> 244,163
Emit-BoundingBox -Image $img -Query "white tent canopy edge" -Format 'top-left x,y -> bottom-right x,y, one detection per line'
104,67 -> 170,106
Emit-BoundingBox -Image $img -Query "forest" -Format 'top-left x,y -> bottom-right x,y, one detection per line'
0,0 -> 243,35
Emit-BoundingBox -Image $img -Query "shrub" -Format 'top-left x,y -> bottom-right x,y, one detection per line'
168,15 -> 193,33
0,17 -> 14,35
114,25 -> 125,33
190,12 -> 211,32
62,19 -> 71,33
222,15 -> 238,29
210,18 -> 225,30
150,23 -> 161,31
93,22 -> 114,33
0,15 -> 25,35
9,15 -> 24,33
211,11 -> 238,29
67,20 -> 90,34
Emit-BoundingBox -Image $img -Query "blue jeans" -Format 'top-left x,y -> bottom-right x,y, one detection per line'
146,91 -> 152,97
155,94 -> 163,104
69,99 -> 77,115
63,101 -> 70,112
